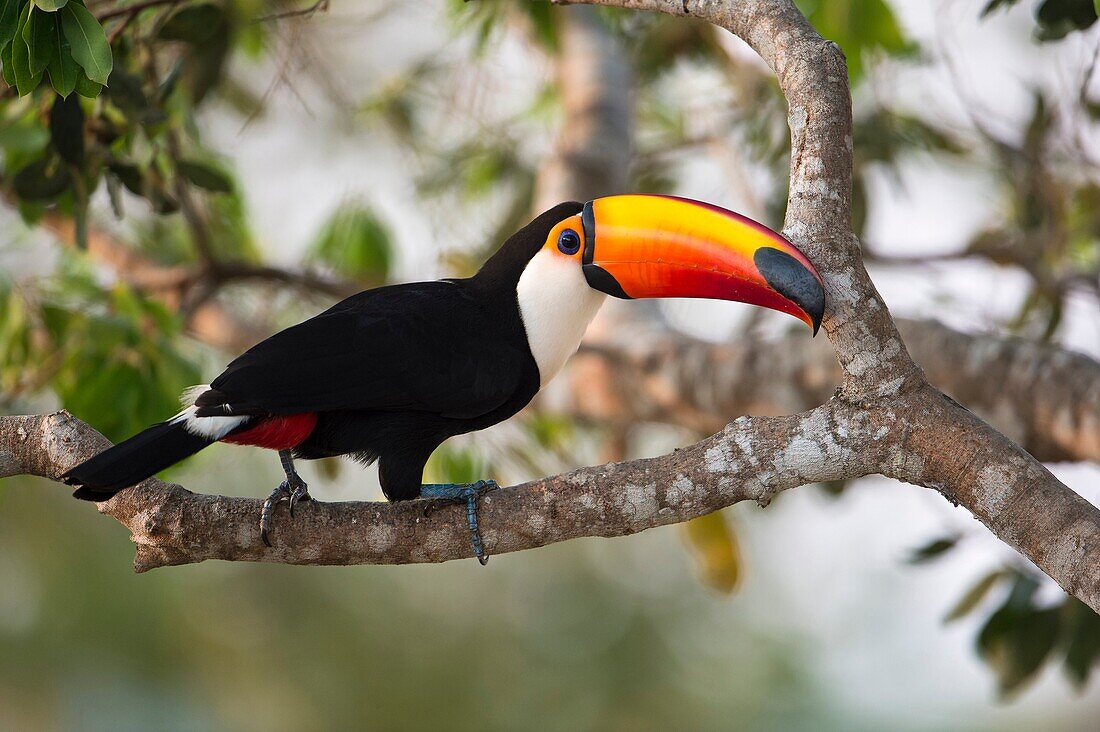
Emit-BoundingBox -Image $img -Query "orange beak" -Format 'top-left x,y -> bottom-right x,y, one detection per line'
581,195 -> 825,334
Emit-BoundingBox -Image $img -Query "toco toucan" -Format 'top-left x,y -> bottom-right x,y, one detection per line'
63,195 -> 825,563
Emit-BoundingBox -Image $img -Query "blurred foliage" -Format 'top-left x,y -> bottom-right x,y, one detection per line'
983,0 -> 1099,40
795,0 -> 915,80
915,540 -> 1100,697
905,534 -> 961,564
307,203 -> 394,282
423,443 -> 490,485
961,93 -> 1100,340
0,0 -> 251,247
0,258 -> 200,441
449,0 -> 559,54
681,511 -> 741,594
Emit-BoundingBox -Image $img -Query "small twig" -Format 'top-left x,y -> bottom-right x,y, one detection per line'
166,133 -> 218,265
207,262 -> 363,299
107,8 -> 142,45
96,0 -> 185,22
256,0 -> 329,23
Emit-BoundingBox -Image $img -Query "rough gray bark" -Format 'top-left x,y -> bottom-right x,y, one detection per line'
2,0 -> 1098,614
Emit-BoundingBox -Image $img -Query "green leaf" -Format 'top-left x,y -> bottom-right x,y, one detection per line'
1,38 -> 15,87
176,158 -> 232,193
1035,0 -> 1098,41
23,5 -> 56,75
526,413 -> 574,450
103,67 -> 147,111
682,511 -> 742,595
308,205 -> 393,281
45,25 -> 76,97
32,0 -> 66,11
183,26 -> 229,103
945,570 -> 1007,623
1063,598 -> 1100,688
976,574 -> 1062,697
60,1 -> 110,85
0,116 -> 49,153
11,2 -> 42,95
907,535 -> 960,564
73,64 -> 100,97
12,155 -> 69,199
0,0 -> 22,48
107,162 -> 142,194
424,445 -> 488,485
795,0 -> 913,82
39,271 -> 202,443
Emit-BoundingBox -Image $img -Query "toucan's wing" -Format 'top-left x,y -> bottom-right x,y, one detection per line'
196,281 -> 527,419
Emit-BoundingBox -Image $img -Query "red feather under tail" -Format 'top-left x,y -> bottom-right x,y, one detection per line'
221,413 -> 318,450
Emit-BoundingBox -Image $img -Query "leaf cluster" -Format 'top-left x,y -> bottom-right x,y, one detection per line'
1,0 -> 108,99
910,537 -> 1100,697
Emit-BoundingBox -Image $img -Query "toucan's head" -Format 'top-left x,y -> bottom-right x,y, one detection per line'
482,195 -> 825,385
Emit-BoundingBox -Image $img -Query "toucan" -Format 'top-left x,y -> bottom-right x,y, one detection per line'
63,195 -> 825,562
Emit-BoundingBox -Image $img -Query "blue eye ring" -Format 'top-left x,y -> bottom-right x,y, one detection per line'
557,228 -> 581,255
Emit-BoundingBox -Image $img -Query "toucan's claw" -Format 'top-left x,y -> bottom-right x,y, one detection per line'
288,477 -> 311,518
420,480 -> 498,564
260,472 -> 310,547
260,480 -> 290,547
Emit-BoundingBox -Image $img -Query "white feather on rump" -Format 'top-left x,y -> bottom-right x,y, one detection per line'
171,384 -> 249,439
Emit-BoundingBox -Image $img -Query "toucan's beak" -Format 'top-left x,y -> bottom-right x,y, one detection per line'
580,194 -> 825,334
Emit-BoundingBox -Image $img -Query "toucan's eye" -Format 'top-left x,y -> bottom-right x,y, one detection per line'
557,229 -> 581,255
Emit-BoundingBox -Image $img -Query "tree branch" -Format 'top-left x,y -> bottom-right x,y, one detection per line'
4,392 -> 1096,612
0,405 -> 909,572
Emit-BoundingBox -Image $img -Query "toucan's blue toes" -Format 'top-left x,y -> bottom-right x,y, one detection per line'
420,480 -> 498,564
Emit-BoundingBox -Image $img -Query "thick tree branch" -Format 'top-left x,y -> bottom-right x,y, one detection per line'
0,406 -> 912,572
3,394 -> 1096,612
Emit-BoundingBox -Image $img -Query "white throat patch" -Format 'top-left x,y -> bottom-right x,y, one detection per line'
516,249 -> 606,387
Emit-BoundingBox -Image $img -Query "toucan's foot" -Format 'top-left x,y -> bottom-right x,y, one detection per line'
260,473 -> 310,548
420,480 -> 498,565
288,477 -> 312,518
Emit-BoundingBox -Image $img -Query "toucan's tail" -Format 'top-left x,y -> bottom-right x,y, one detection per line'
63,420 -> 214,501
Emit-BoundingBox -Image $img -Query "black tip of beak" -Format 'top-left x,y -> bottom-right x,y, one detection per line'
754,247 -> 825,336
